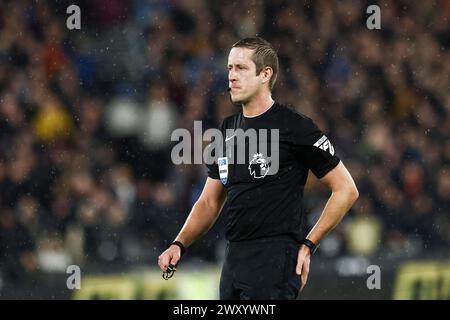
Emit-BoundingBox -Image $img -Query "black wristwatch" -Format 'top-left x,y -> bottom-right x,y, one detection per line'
302,238 -> 320,255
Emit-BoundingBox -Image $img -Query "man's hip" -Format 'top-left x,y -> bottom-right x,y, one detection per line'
220,235 -> 301,300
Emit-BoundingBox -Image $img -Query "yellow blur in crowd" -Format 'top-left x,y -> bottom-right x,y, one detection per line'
33,95 -> 74,142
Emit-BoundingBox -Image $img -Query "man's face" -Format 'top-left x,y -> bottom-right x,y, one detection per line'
227,47 -> 263,104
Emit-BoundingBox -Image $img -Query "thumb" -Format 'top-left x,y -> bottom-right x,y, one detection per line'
296,255 -> 304,275
169,251 -> 181,267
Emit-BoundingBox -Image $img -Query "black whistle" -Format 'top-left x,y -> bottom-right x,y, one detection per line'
162,263 -> 176,280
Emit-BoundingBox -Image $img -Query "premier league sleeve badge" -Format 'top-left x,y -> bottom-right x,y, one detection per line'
218,157 -> 228,185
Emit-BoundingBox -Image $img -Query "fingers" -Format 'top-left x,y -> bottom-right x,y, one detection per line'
168,244 -> 181,268
296,247 -> 311,291
296,248 -> 306,275
296,255 -> 304,275
158,246 -> 182,272
158,252 -> 170,272
300,257 -> 310,291
170,254 -> 180,268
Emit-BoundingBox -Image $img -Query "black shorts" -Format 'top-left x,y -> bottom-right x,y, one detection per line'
219,236 -> 301,300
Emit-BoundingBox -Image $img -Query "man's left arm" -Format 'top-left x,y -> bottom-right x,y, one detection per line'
296,160 -> 359,290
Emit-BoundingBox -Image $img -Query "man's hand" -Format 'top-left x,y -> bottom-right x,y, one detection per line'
157,178 -> 226,273
296,245 -> 311,291
158,245 -> 181,272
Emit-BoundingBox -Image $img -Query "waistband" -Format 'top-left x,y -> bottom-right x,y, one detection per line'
227,234 -> 300,245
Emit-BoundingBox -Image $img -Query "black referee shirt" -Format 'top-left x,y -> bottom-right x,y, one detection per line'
207,102 -> 340,242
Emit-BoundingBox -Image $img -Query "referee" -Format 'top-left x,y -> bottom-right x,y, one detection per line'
158,37 -> 359,300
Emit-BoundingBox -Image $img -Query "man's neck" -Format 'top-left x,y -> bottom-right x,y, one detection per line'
242,94 -> 275,118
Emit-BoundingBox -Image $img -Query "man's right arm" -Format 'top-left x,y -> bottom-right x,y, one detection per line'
158,177 -> 227,272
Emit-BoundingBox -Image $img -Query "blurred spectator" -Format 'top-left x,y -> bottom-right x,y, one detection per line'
140,81 -> 179,151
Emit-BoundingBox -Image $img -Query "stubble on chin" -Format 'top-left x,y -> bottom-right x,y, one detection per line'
230,93 -> 252,106
229,95 -> 246,106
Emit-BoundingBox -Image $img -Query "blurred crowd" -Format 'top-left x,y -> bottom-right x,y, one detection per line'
0,0 -> 449,282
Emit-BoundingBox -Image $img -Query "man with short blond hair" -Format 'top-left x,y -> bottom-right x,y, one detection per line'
158,37 -> 359,300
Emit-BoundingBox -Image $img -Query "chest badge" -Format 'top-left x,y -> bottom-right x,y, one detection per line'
248,153 -> 270,179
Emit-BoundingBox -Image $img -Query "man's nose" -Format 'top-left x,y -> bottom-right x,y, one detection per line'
228,69 -> 237,82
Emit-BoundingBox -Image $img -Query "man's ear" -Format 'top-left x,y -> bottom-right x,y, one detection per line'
261,66 -> 273,84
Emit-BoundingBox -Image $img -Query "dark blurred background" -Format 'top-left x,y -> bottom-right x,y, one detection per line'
0,0 -> 449,299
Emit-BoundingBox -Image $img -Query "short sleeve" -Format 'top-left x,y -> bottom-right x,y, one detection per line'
205,121 -> 224,180
206,155 -> 220,179
292,115 -> 340,179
